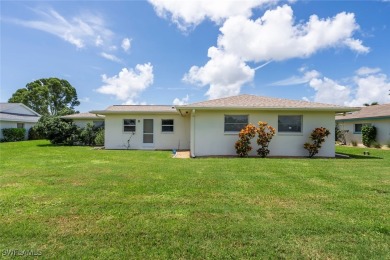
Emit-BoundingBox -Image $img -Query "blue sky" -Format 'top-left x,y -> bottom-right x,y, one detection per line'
1,0 -> 390,112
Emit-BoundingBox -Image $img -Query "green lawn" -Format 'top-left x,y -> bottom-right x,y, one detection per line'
0,141 -> 389,259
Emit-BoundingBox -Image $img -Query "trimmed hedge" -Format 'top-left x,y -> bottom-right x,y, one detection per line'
362,125 -> 377,147
1,128 -> 26,142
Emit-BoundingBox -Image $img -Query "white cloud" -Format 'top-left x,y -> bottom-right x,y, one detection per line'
270,69 -> 320,86
79,97 -> 90,102
309,77 -> 352,105
348,70 -> 390,106
183,47 -> 255,99
343,38 -> 370,54
7,8 -> 113,49
184,5 -> 368,100
355,67 -> 381,76
277,66 -> 390,106
148,0 -> 275,31
100,52 -> 122,63
109,45 -> 118,51
95,35 -> 103,47
96,63 -> 154,104
218,5 -> 369,63
121,38 -> 132,52
173,94 -> 189,105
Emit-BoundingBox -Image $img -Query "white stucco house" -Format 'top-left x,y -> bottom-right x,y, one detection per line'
0,103 -> 41,140
90,95 -> 358,157
61,112 -> 105,128
336,103 -> 390,146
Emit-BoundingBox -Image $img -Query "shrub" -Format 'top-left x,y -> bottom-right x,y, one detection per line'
387,140 -> 390,148
235,124 -> 256,157
335,123 -> 348,145
1,128 -> 26,142
34,116 -> 80,145
351,140 -> 358,147
80,123 -> 97,146
95,129 -> 105,146
304,127 -> 331,158
28,126 -> 45,140
256,121 -> 276,158
362,125 -> 377,147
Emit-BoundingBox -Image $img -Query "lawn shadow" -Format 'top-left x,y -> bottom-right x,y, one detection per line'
337,152 -> 383,160
36,144 -> 65,147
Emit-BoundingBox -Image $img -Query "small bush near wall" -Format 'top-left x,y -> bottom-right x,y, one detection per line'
1,128 -> 26,142
304,127 -> 330,158
80,123 -> 97,146
28,127 -> 45,140
95,129 -> 104,146
256,121 -> 276,158
235,122 -> 276,158
362,125 -> 377,147
235,124 -> 256,157
351,140 -> 358,147
33,116 -> 80,145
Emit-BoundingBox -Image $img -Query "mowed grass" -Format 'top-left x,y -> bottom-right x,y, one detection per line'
0,141 -> 389,259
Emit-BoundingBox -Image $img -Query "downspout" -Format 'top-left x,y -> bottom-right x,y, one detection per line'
178,109 -> 184,117
190,109 -> 196,158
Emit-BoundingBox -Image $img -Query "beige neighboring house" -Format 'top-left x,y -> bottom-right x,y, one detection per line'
336,103 -> 390,145
91,94 -> 357,157
61,112 -> 105,128
0,103 -> 41,140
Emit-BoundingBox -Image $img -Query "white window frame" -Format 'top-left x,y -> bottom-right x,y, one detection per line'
93,121 -> 104,129
224,115 -> 249,133
278,115 -> 303,133
123,119 -> 136,133
354,123 -> 371,134
161,119 -> 174,133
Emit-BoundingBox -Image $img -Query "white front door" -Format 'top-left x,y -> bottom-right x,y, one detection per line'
143,119 -> 154,144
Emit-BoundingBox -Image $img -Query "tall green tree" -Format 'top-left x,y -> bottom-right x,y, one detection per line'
8,78 -> 80,116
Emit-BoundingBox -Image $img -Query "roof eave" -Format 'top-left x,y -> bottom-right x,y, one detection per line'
0,117 -> 40,123
61,117 -> 105,120
176,106 -> 360,113
336,115 -> 390,121
89,110 -> 179,115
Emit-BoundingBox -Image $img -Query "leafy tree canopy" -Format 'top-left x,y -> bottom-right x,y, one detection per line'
8,78 -> 80,116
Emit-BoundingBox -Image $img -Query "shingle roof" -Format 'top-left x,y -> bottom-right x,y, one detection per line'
61,112 -> 105,119
336,103 -> 390,121
0,103 -> 20,112
179,94 -> 358,112
90,105 -> 178,114
0,113 -> 40,123
0,103 -> 41,122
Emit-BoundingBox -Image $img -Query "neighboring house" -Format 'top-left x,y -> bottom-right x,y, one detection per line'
336,103 -> 390,145
0,103 -> 41,140
61,113 -> 105,128
91,95 -> 357,157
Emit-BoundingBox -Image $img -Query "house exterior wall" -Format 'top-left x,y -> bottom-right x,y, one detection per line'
191,110 -> 336,157
104,114 -> 190,150
338,118 -> 390,145
0,121 -> 36,139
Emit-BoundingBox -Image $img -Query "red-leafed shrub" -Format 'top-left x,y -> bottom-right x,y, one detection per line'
304,127 -> 331,158
256,121 -> 276,158
235,124 -> 256,157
